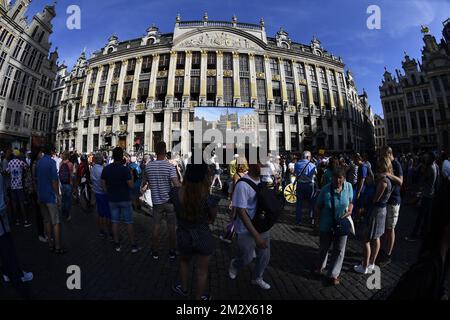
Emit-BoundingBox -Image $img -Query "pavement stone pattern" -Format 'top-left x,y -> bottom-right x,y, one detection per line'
1,189 -> 449,300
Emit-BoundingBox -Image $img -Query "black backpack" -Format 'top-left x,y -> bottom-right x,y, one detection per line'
237,178 -> 282,233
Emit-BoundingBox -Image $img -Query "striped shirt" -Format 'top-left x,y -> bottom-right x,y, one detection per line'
143,160 -> 178,205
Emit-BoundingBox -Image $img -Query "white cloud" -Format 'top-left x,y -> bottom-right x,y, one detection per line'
383,0 -> 450,38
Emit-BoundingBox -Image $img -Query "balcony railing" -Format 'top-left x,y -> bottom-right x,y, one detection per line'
206,101 -> 215,107
154,101 -> 164,109
191,69 -> 200,77
173,101 -> 182,109
239,71 -> 250,78
120,105 -> 129,113
274,104 -> 283,112
258,103 -> 267,111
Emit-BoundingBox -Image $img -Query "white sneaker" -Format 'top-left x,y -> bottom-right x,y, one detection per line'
228,259 -> 238,280
3,271 -> 33,283
252,278 -> 271,290
368,264 -> 376,273
354,264 -> 369,274
252,250 -> 256,259
38,236 -> 48,243
22,271 -> 33,282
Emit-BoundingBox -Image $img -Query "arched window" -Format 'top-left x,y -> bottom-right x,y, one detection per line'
281,42 -> 289,49
148,38 -> 155,45
107,47 -> 114,54
12,4 -> 23,20
38,31 -> 45,43
32,26 -> 39,38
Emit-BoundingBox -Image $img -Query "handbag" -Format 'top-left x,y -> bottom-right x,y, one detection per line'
330,184 -> 354,237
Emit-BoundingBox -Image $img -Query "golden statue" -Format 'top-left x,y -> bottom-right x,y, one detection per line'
421,25 -> 430,34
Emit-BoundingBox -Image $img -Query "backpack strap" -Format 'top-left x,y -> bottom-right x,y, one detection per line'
237,177 -> 259,193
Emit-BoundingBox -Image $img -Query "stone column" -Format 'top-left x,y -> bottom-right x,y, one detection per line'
305,64 -> 314,107
232,51 -> 240,104
81,69 -> 92,107
334,70 -> 344,108
131,57 -> 143,103
200,50 -> 208,101
148,54 -> 160,101
163,109 -> 172,148
127,113 -> 135,152
166,51 -> 178,100
292,60 -> 301,108
112,115 -> 120,147
216,51 -> 223,102
99,116 -> 106,147
116,60 -> 128,104
87,118 -> 94,152
279,58 -> 288,104
103,63 -> 115,105
264,55 -> 273,102
92,65 -> 103,108
181,109 -> 190,155
284,113 -> 291,151
183,51 -> 192,99
248,53 -> 257,101
315,65 -> 324,107
144,111 -> 153,152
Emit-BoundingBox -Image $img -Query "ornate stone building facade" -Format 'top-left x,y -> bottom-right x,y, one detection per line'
57,14 -> 374,155
374,114 -> 386,151
380,19 -> 450,153
0,0 -> 58,150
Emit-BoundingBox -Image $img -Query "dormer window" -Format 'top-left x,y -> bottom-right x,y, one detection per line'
148,38 -> 155,45
107,47 -> 114,54
281,42 -> 289,49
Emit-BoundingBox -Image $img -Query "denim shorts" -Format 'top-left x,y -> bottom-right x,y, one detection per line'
109,201 -> 133,224
95,193 -> 111,219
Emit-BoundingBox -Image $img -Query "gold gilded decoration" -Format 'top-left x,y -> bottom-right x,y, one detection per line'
89,83 -> 95,89
157,70 -> 168,78
207,70 -> 217,76
135,103 -> 145,111
175,70 -> 185,76
421,25 -> 430,34
299,79 -> 307,85
125,75 -> 134,82
223,70 -> 233,77
112,78 -> 119,85
272,75 -> 281,81
256,72 -> 265,79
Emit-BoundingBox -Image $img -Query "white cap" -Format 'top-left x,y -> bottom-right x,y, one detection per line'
234,154 -> 239,158
276,155 -> 281,159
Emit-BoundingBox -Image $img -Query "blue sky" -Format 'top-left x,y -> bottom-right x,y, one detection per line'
25,0 -> 450,116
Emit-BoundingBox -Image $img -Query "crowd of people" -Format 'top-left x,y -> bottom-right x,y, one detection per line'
0,142 -> 449,300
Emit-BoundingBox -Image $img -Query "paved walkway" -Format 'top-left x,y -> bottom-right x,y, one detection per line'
1,192 -> 449,300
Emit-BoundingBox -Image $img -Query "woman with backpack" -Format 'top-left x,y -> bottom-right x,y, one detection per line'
354,157 -> 393,274
59,152 -> 74,221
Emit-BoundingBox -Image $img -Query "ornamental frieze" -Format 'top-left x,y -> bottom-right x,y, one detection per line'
176,31 -> 264,52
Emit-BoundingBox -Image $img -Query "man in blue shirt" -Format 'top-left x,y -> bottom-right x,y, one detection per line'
36,146 -> 65,254
294,151 -> 317,225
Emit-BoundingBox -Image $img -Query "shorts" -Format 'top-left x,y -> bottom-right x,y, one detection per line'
109,201 -> 133,224
11,189 -> 25,203
39,203 -> 60,225
177,225 -> 214,256
95,193 -> 111,219
386,204 -> 400,230
153,202 -> 176,226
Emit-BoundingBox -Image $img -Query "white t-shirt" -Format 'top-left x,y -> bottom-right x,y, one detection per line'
232,174 -> 260,234
52,156 -> 62,173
